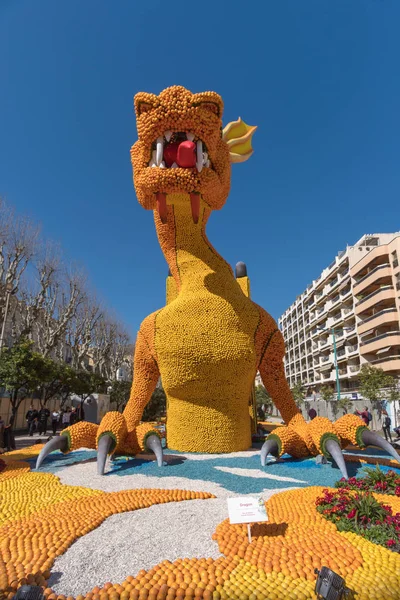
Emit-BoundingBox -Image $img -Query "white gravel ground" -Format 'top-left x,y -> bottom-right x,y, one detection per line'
48,451 -> 298,595
49,489 -> 290,596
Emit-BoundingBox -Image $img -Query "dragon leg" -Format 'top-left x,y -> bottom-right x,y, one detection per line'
257,322 -> 349,477
37,315 -> 163,474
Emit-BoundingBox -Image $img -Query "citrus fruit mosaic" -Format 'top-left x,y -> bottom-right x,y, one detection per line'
2,445 -> 400,600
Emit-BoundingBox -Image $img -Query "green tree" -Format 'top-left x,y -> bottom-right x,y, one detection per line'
291,381 -> 305,409
71,371 -> 107,417
383,375 -> 400,404
337,397 -> 353,415
142,386 -> 166,421
255,385 -> 272,409
359,365 -> 392,410
0,339 -> 48,424
320,385 -> 335,403
109,380 -> 132,412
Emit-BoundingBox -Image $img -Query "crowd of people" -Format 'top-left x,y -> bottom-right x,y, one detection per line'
25,404 -> 85,437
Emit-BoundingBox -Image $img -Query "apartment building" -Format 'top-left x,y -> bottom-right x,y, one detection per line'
278,233 -> 400,397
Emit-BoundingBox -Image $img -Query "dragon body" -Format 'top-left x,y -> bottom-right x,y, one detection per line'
37,86 -> 400,474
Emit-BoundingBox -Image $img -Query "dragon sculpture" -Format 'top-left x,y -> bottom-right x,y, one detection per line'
37,86 -> 400,476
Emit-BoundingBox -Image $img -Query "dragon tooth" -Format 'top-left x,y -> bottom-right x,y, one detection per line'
196,140 -> 203,173
156,137 -> 164,166
171,162 -> 178,168
186,132 -> 195,141
165,131 -> 172,142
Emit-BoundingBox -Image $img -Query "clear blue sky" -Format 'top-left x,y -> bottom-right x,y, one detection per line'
1,0 -> 399,338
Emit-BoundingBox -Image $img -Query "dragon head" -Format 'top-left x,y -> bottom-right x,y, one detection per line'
130,86 -> 256,222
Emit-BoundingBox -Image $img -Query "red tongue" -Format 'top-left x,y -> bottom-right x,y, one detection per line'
177,141 -> 196,168
163,140 -> 196,168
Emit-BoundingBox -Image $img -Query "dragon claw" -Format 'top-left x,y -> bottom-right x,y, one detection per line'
325,438 -> 349,480
146,434 -> 164,467
361,429 -> 400,465
260,437 -> 279,467
97,434 -> 114,475
36,435 -> 69,470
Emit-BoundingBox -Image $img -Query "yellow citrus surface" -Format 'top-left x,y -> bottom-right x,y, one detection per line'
1,449 -> 400,600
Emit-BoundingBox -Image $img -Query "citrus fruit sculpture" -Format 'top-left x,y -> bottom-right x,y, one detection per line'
2,448 -> 400,600
36,86 -> 400,475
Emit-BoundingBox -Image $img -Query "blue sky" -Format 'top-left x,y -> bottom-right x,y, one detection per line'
1,0 -> 399,337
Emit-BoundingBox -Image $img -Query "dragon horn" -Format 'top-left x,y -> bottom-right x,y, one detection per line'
97,434 -> 114,475
260,438 -> 279,467
146,434 -> 164,467
325,438 -> 349,480
36,435 -> 68,470
361,429 -> 400,464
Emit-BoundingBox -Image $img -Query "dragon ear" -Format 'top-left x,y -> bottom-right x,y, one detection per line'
134,92 -> 159,117
191,92 -> 224,118
222,118 -> 257,163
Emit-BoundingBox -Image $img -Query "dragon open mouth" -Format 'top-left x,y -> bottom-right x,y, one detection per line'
149,131 -> 211,172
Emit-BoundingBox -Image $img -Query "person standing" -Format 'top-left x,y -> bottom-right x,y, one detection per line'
51,410 -> 60,436
70,407 -> 78,425
38,406 -> 50,435
382,410 -> 393,442
26,404 -> 38,436
356,406 -> 372,427
308,407 -> 317,421
61,407 -> 71,428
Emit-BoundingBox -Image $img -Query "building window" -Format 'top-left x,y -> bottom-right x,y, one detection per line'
392,250 -> 398,268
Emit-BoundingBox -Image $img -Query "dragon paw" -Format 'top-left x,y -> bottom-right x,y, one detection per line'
261,413 -> 400,479
96,412 -> 163,475
36,414 -> 163,475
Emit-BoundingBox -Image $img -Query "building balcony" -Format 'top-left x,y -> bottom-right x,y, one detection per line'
351,245 -> 390,278
360,330 -> 400,354
330,295 -> 341,309
353,263 -> 392,296
342,306 -> 354,319
348,364 -> 360,374
355,286 -> 395,315
357,307 -> 399,336
370,355 -> 400,372
346,343 -> 358,356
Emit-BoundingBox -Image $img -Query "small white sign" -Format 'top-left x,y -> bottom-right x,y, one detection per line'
227,497 -> 268,525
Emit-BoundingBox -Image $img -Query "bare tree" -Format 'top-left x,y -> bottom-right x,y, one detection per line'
66,295 -> 103,370
34,267 -> 86,358
90,315 -> 132,380
0,199 -> 39,331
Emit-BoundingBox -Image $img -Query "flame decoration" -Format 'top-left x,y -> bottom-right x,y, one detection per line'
222,117 -> 257,163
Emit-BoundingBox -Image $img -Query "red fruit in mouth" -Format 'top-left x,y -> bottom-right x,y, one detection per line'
177,141 -> 196,168
163,142 -> 179,167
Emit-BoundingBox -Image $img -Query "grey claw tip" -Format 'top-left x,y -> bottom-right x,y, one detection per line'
146,434 -> 164,467
36,435 -> 68,470
260,438 -> 279,467
361,429 -> 400,464
97,434 -> 113,475
325,438 -> 348,480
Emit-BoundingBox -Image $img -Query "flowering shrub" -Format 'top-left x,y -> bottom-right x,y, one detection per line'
316,487 -> 400,552
335,465 -> 400,496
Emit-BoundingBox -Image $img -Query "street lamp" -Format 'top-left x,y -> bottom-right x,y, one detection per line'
317,326 -> 354,401
0,282 -> 13,351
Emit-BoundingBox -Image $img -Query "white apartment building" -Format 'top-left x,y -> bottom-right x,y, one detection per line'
278,233 -> 400,397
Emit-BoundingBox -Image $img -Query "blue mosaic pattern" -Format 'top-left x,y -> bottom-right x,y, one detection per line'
31,447 -> 400,495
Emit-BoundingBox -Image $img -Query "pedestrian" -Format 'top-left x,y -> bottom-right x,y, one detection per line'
0,416 -> 4,449
70,407 -> 78,425
382,410 -> 393,443
356,406 -> 372,427
393,425 -> 400,439
26,404 -> 38,436
308,408 -> 317,421
51,410 -> 60,436
37,406 -> 50,435
61,407 -> 71,428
